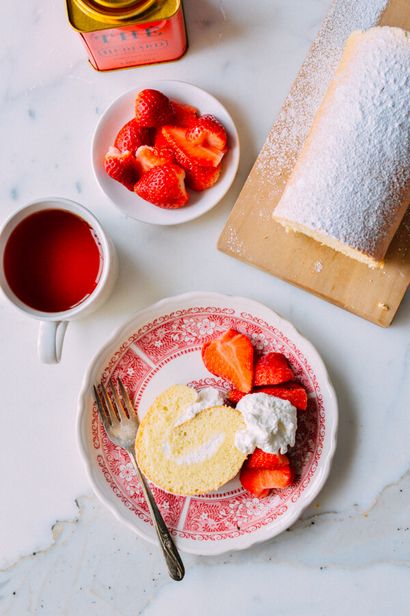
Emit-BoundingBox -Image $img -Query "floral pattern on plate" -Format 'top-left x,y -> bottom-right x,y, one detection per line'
91,306 -> 324,541
78,293 -> 337,554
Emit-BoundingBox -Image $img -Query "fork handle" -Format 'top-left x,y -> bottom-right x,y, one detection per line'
127,450 -> 185,581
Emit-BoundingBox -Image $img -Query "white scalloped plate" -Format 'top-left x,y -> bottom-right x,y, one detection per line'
77,292 -> 338,555
92,81 -> 240,225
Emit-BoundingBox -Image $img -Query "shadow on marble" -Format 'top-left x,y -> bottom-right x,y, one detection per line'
183,0 -> 246,55
307,359 -> 358,508
2,485 -> 409,616
391,287 -> 410,329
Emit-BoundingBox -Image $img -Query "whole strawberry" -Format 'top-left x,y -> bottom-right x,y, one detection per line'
114,118 -> 150,154
134,163 -> 188,209
104,147 -> 139,191
170,100 -> 199,128
135,89 -> 174,127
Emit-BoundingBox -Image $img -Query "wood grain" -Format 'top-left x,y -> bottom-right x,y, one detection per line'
218,0 -> 410,327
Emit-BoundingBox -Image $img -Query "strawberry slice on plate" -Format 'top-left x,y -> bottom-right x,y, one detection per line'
246,449 -> 290,471
240,459 -> 293,498
254,352 -> 295,387
170,100 -> 199,128
104,147 -> 139,191
134,163 -> 188,209
227,383 -> 308,410
186,114 -> 228,151
114,118 -> 151,154
135,145 -> 175,174
161,126 -> 225,170
135,89 -> 174,127
185,164 -> 221,191
202,329 -> 254,393
257,384 -> 307,410
153,127 -> 170,150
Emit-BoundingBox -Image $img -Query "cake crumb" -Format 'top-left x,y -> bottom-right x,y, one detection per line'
314,260 -> 323,273
378,302 -> 389,311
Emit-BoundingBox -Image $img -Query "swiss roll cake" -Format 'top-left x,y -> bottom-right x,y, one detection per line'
273,27 -> 410,267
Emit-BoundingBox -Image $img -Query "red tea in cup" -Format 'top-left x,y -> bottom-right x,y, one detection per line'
3,209 -> 102,313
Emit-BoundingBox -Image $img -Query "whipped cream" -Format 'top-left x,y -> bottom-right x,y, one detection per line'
174,387 -> 225,426
163,433 -> 225,465
235,393 -> 297,455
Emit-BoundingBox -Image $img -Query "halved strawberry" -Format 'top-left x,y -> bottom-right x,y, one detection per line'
229,383 -> 307,410
240,464 -> 293,498
186,114 -> 228,151
202,329 -> 254,393
135,145 -> 175,174
114,119 -> 151,154
247,449 -> 290,471
161,126 -> 225,170
134,89 -> 174,127
226,388 -> 245,405
185,164 -> 221,191
254,353 -> 295,387
104,147 -> 139,191
170,100 -> 199,128
257,384 -> 307,410
154,127 -> 171,150
134,163 -> 188,209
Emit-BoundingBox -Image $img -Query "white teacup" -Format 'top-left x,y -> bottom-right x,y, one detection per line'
0,197 -> 118,363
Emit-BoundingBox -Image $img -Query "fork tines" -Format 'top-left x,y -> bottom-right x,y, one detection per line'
93,378 -> 137,428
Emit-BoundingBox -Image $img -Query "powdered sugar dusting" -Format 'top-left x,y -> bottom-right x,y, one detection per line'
256,0 -> 388,198
225,225 -> 245,256
274,27 -> 410,261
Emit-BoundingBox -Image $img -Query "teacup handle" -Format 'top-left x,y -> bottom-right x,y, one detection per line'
38,321 -> 68,364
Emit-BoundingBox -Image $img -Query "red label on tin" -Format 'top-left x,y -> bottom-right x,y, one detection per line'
81,9 -> 186,70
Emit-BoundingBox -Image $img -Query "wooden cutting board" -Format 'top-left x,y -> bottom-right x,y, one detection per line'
218,0 -> 410,327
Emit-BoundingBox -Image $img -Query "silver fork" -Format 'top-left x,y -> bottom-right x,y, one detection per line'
93,378 -> 185,581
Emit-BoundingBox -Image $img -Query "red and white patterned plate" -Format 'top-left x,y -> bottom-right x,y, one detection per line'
77,292 -> 338,555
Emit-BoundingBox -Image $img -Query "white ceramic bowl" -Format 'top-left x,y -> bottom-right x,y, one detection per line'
77,292 -> 338,555
92,81 -> 240,225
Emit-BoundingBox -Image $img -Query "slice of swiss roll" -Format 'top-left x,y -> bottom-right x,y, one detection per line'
135,385 -> 246,496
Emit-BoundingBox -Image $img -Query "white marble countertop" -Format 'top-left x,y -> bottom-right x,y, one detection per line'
1,1 -> 410,614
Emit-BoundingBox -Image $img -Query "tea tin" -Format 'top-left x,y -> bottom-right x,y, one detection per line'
66,0 -> 187,71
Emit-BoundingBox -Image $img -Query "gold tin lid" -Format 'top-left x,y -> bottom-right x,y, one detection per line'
67,0 -> 181,31
75,0 -> 155,22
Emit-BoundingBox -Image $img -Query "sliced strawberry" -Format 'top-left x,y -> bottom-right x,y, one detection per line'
226,388 -> 245,405
240,464 -> 293,498
161,126 -> 225,170
153,127 -> 170,150
134,89 -> 174,127
254,353 -> 295,387
170,100 -> 199,128
104,146 -> 139,191
257,384 -> 307,411
185,164 -> 221,191
134,163 -> 188,209
247,449 -> 290,471
135,145 -> 175,174
227,383 -> 306,410
202,329 -> 254,393
186,114 -> 228,151
114,119 -> 151,154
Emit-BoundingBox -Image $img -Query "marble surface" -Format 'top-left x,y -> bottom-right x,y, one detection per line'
1,0 -> 409,614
